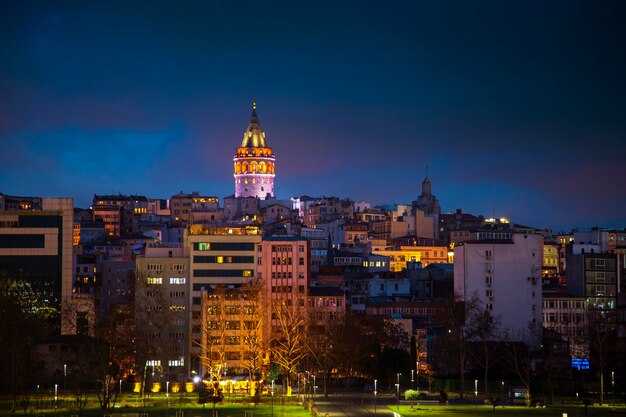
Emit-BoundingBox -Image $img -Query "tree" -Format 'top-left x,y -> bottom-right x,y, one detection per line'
240,279 -> 267,398
465,295 -> 502,397
430,295 -> 475,399
588,311 -> 618,406
270,298 -> 309,396
307,314 -> 339,397
198,285 -> 229,387
503,325 -> 542,407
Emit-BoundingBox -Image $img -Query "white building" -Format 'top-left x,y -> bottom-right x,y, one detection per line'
454,233 -> 543,341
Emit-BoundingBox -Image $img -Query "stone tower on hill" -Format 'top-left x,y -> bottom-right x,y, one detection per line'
233,101 -> 276,199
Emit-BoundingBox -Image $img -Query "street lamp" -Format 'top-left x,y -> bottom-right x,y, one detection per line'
612,371 -> 615,405
165,381 -> 170,417
416,361 -> 420,391
64,364 -> 67,392
271,379 -> 275,417
411,370 -> 414,391
54,383 -> 58,409
374,379 -> 377,417
395,383 -> 400,411
397,373 -> 401,396
474,379 -> 478,410
312,375 -> 316,406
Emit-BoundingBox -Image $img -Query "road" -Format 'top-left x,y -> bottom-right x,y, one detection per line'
312,393 -> 401,417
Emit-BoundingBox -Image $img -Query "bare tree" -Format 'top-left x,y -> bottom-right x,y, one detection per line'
503,325 -> 542,407
465,295 -> 502,397
270,298 -> 309,396
430,295 -> 475,399
307,316 -> 338,398
198,285 -> 229,386
588,311 -> 618,406
240,279 -> 267,398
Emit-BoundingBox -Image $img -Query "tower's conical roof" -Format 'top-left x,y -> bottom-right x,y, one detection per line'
240,100 -> 267,148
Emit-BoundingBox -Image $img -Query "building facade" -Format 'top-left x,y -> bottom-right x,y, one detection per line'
454,233 -> 543,342
0,194 -> 74,333
187,225 -> 262,372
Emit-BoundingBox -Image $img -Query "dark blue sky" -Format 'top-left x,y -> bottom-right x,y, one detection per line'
1,1 -> 625,231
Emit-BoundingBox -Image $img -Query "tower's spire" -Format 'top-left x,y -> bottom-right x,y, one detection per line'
241,99 -> 265,148
425,164 -> 429,179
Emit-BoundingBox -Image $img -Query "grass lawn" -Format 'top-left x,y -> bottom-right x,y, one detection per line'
0,395 -> 310,417
392,404 -> 626,417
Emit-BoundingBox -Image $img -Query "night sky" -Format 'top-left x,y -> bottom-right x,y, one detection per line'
1,1 -> 625,231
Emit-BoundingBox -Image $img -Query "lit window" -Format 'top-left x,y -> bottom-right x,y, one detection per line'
147,277 -> 163,285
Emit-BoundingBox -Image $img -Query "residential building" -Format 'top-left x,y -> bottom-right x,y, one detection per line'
566,251 -> 618,331
187,225 -> 262,372
454,233 -> 543,342
135,244 -> 190,381
543,295 -> 588,358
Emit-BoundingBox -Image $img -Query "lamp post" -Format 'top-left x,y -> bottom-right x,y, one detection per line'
416,361 -> 420,391
396,373 -> 402,410
54,383 -> 58,409
64,364 -> 67,393
612,371 -> 615,405
411,370 -> 414,391
165,381 -> 170,417
305,371 -> 310,402
271,380 -> 275,417
374,379 -> 377,417
312,375 -> 316,407
474,379 -> 478,410
119,379 -> 122,402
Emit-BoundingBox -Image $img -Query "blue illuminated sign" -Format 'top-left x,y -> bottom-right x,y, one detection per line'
571,358 -> 590,370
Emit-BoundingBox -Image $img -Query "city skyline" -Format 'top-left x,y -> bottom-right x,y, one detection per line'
2,1 -> 626,231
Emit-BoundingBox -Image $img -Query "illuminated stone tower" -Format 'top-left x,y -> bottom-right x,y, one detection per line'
233,101 -> 275,199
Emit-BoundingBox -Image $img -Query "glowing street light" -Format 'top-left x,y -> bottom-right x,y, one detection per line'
271,379 -> 275,417
374,379 -> 377,417
416,361 -> 420,391
474,379 -> 478,410
612,371 -> 615,405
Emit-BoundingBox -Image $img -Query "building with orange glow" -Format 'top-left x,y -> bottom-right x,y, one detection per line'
186,225 -> 262,373
257,237 -> 311,333
170,191 -> 220,226
234,102 -> 275,199
371,244 -> 450,271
